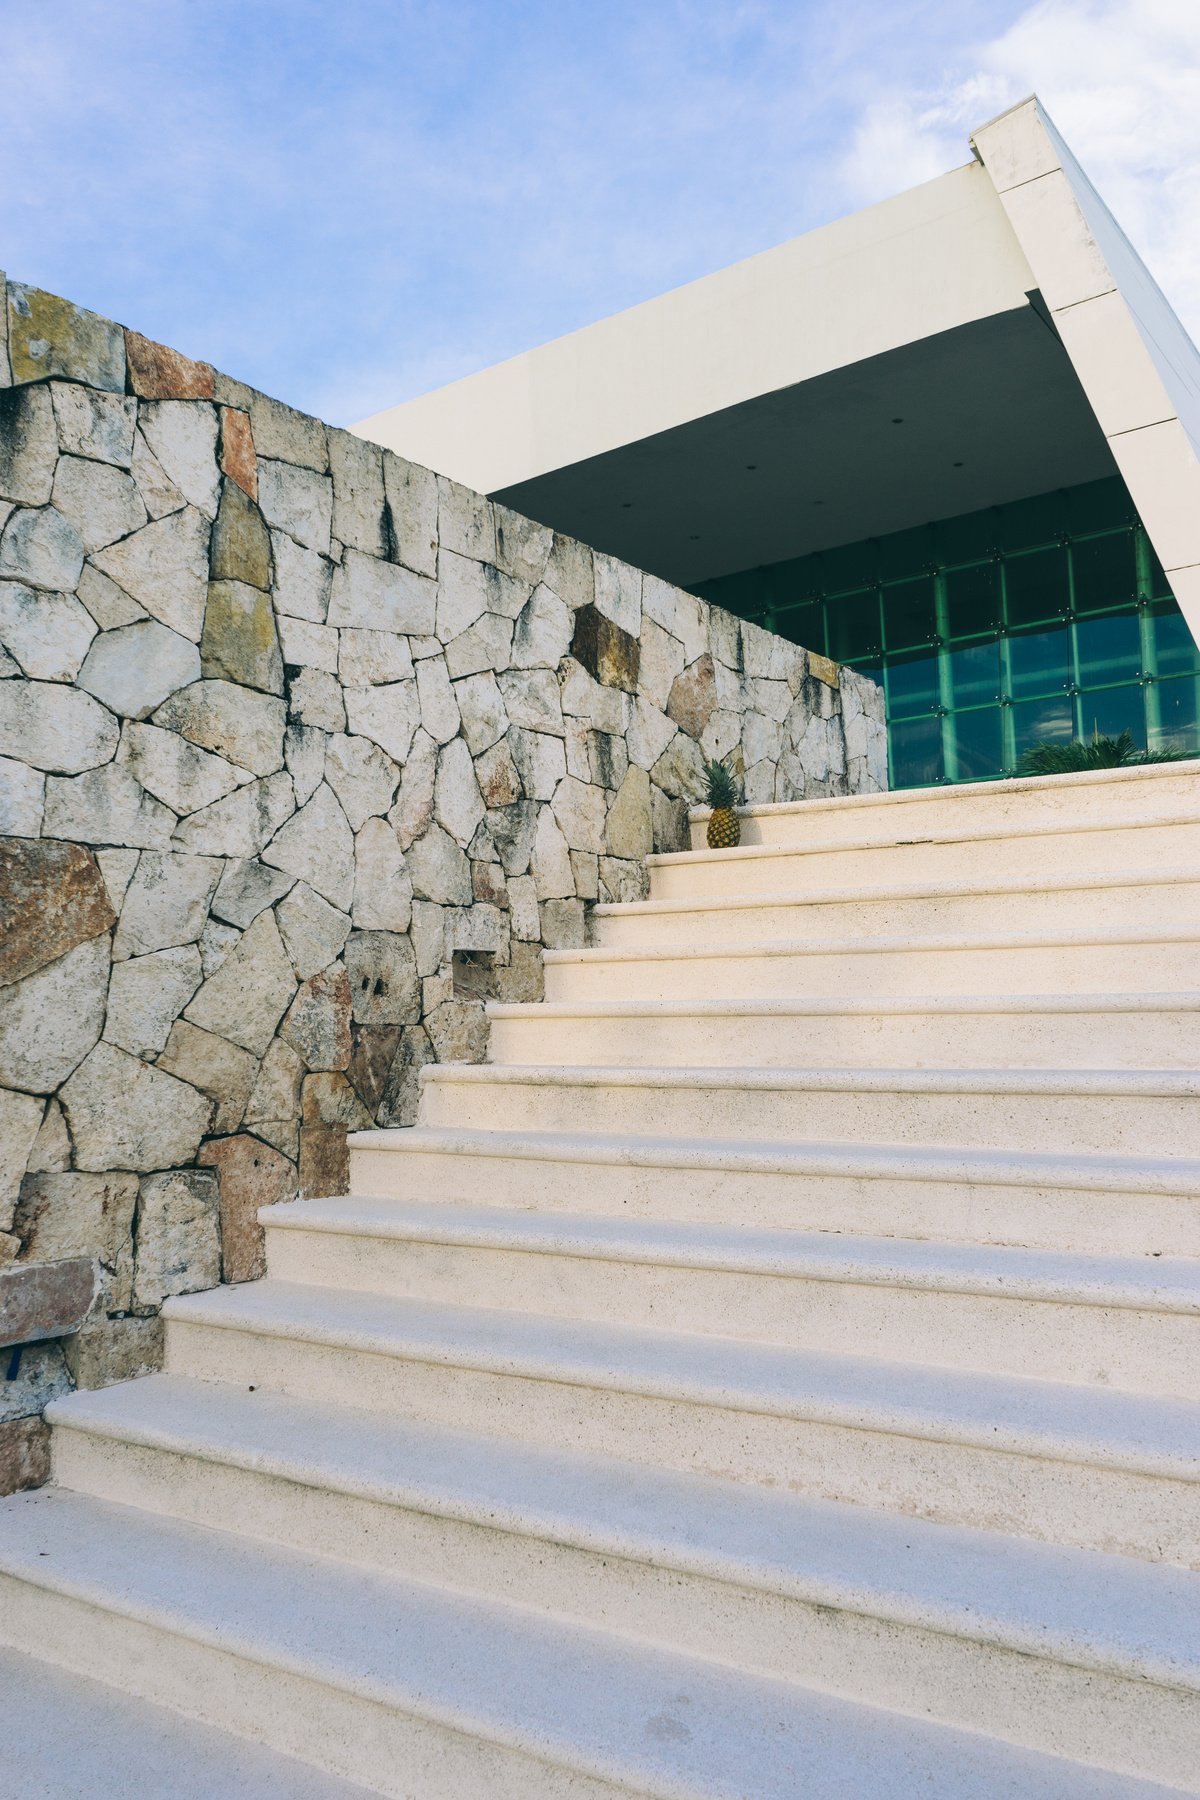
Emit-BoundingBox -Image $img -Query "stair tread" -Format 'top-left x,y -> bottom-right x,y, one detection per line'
50,1373 -> 1200,1691
0,1643 -> 376,1800
268,1197 -> 1200,1310
0,1487 -> 1183,1800
423,1061 -> 1200,1098
162,1280 -> 1200,1476
351,1121 -> 1200,1195
547,924 -> 1200,962
488,991 -> 1200,1017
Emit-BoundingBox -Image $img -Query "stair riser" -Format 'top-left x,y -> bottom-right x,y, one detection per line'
545,941 -> 1200,1003
594,880 -> 1200,948
0,1574 -> 623,1800
263,1229 -> 1196,1398
352,1143 -> 1200,1257
165,1317 -> 1200,1567
486,1007 -> 1200,1070
650,822 -> 1200,899
49,1426 -> 1200,1792
687,772 -> 1200,850
419,1073 -> 1200,1158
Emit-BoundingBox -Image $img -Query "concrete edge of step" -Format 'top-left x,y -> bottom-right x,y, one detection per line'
482,990 -> 1200,1020
43,1377 -> 1200,1697
542,925 -> 1200,965
343,1124 -> 1200,1197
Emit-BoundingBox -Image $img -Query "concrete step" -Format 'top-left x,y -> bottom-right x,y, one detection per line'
544,930 -> 1200,1002
418,1061 -> 1200,1160
686,760 -> 1200,851
0,1643 -> 378,1800
160,1281 -> 1200,1565
354,1120 -> 1200,1257
593,867 -> 1200,950
648,814 -> 1200,900
260,1198 -> 1200,1397
6,1490 -> 1178,1800
485,992 -> 1200,1070
46,1374 -> 1200,1790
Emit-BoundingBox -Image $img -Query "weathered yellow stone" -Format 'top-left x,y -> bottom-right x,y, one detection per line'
6,285 -> 124,391
809,650 -> 840,687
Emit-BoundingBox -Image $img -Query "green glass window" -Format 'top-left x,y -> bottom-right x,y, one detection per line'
883,575 -> 937,650
1005,546 -> 1069,628
1007,625 -> 1070,699
946,639 -> 1000,708
827,588 -> 879,662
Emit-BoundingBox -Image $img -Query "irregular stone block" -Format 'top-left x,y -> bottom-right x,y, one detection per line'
286,665 -> 345,732
375,1024 -> 435,1127
473,738 -> 521,809
138,401 -> 220,518
0,1340 -> 73,1420
158,1019 -> 258,1135
278,614 -> 338,674
78,618 -> 201,719
507,873 -> 540,941
605,763 -> 653,859
154,677 -> 285,776
436,474 -> 494,563
0,757 -> 44,835
280,964 -> 351,1072
493,506 -> 553,588
599,856 -> 650,903
0,1088 -> 44,1222
425,995 -> 488,1063
111,848 -> 221,961
65,1313 -> 163,1391
201,578 -> 283,694
325,732 -> 400,832
353,816 -> 412,931
171,771 -> 294,859
666,652 -> 719,739
44,764 -> 175,851
530,807 -> 574,899
117,720 -> 244,817
219,406 -> 257,500
275,882 -> 351,981
512,583 -> 572,671
550,775 -> 607,854
0,504 -> 84,592
245,1032 -> 304,1128
51,383 -> 136,468
0,580 -> 97,682
569,604 -> 640,694
199,916 -> 239,975
184,908 -> 297,1056
7,284 -> 124,390
569,849 -> 598,901
257,458 -> 332,554
298,1125 -> 349,1201
209,858 -> 293,930
434,736 -> 484,847
471,859 -> 508,910
338,627 -> 412,689
0,1416 -> 50,1494
210,479 -> 271,589
453,671 -> 508,757
284,721 -> 326,805
650,780 -> 689,854
92,507 -> 211,641
52,455 -> 147,553
544,532 -> 594,611
212,379 -> 327,472
387,727 -> 437,850
104,944 -> 202,1058
124,329 -> 214,400
406,821 -> 471,905
27,1097 -> 70,1175
343,679 -> 420,765
61,1042 -> 212,1172
436,550 -> 489,643
197,1132 -> 296,1283
487,799 -> 539,877
132,1168 -> 220,1311
593,552 -> 642,635
301,1070 -> 371,1129
261,780 -> 353,910
131,426 -> 185,518
444,611 -> 514,679
0,681 -> 116,775
382,453 -> 437,579
328,547 -> 435,633
15,1169 -> 138,1309
271,528 -> 330,621
345,929 -> 420,1027
0,936 -> 108,1093
76,562 -> 146,630
637,615 -> 686,710
0,386 -> 57,505
539,897 -> 587,949
329,429 -> 385,557
510,726 -> 566,801
345,1024 -> 402,1116
0,838 -> 115,989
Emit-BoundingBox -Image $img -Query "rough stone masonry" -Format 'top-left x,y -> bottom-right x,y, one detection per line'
0,273 -> 887,1489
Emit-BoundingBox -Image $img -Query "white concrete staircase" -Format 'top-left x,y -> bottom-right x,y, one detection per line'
3,759 -> 1200,1797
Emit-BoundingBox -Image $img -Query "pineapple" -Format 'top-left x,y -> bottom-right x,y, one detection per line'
703,758 -> 741,849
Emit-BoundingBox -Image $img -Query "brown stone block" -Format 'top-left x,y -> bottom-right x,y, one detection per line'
65,1313 -> 164,1389
280,964 -> 352,1071
124,328 -> 214,399
220,406 -> 257,500
198,1133 -> 296,1283
346,1025 -> 403,1116
0,1258 -> 95,1350
570,604 -> 640,693
298,1124 -> 349,1200
0,838 -> 115,989
666,653 -> 718,740
0,1415 -> 50,1494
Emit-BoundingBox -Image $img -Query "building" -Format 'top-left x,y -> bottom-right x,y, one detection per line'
357,96 -> 1200,789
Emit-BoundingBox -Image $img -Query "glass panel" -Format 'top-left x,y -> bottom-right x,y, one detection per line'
944,562 -> 1000,638
776,598 -> 825,656
885,650 -> 940,718
1010,694 -> 1074,761
948,707 -> 1004,781
889,714 -> 944,787
1073,611 -> 1141,688
1005,546 -> 1069,628
882,575 -> 936,650
1003,491 -> 1065,554
827,588 -> 880,661
1077,684 -> 1147,748
1071,532 -> 1137,614
1151,601 -> 1200,677
1007,625 -> 1069,698
1154,676 -> 1200,751
946,638 -> 999,708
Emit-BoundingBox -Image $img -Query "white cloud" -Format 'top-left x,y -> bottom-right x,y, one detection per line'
838,0 -> 1200,335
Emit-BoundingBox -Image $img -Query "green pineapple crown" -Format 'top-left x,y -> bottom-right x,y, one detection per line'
703,757 -> 738,810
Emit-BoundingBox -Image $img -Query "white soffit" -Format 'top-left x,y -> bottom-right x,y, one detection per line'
354,162 -> 1036,498
972,97 -> 1200,643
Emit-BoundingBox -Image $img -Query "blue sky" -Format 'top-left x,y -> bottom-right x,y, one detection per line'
1,1 -> 1196,426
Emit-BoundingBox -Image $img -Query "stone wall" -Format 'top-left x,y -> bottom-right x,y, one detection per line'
0,274 -> 887,1485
